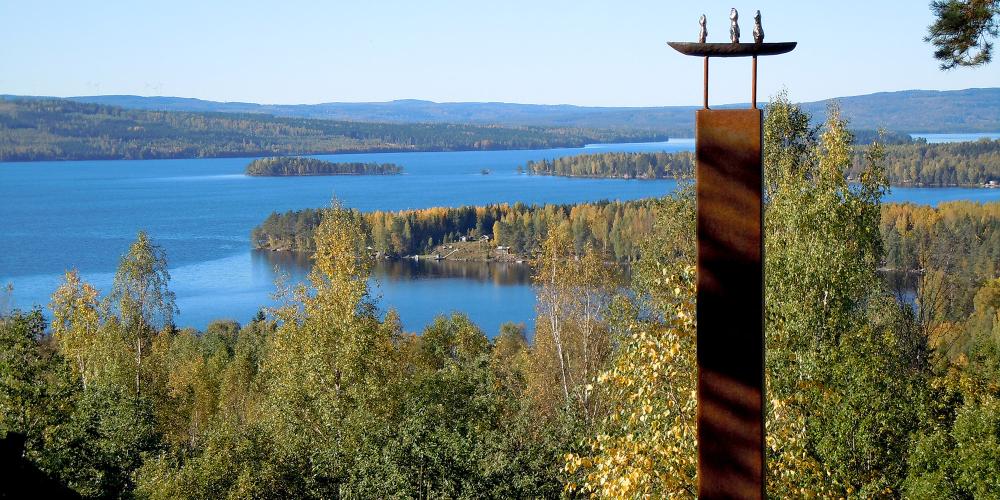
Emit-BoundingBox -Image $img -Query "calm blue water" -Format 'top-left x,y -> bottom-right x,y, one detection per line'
910,133 -> 1000,143
2,138 -> 998,335
884,186 -> 1000,205
0,141 -> 685,334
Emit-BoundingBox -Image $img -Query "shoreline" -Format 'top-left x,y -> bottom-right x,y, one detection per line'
529,171 -> 998,188
257,244 -> 531,264
0,140 -> 670,164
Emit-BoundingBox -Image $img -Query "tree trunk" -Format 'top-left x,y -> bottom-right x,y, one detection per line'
136,333 -> 142,400
550,250 -> 571,406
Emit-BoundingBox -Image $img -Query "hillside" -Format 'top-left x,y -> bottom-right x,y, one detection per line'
37,87 -> 1000,135
523,141 -> 1000,187
0,98 -> 667,162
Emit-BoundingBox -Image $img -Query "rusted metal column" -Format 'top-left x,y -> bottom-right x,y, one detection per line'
695,108 -> 764,499
668,24 -> 794,499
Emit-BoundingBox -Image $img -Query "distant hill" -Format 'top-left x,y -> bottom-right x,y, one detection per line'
21,88 -> 997,135
0,99 -> 666,162
798,89 -> 1000,134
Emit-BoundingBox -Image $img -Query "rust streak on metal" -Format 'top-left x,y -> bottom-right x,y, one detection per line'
696,108 -> 764,500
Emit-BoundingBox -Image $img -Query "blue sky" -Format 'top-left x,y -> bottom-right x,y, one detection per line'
0,0 -> 997,106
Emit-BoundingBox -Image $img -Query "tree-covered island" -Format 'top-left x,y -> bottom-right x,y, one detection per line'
523,151 -> 695,179
245,157 -> 403,176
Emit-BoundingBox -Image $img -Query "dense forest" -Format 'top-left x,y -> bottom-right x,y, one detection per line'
245,157 -> 402,176
0,98 -> 668,162
252,199 -> 659,262
881,201 -> 1000,349
523,151 -> 695,179
254,196 -> 1000,291
851,138 -> 1000,186
3,97 -> 1000,498
522,138 -> 999,187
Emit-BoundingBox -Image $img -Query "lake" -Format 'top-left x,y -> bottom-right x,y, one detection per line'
2,139 -> 998,335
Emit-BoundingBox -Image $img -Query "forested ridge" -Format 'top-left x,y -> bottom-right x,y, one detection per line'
54,87 -> 1000,134
524,138 -> 1000,187
851,138 -> 1000,186
3,98 -> 1000,498
245,157 -> 402,176
0,98 -> 668,162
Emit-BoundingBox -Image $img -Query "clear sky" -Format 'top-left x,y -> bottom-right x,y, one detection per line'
0,0 -> 996,106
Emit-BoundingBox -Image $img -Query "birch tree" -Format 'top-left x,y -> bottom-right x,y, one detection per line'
108,231 -> 177,400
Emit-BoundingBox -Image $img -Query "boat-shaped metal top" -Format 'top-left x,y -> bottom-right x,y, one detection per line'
667,41 -> 797,58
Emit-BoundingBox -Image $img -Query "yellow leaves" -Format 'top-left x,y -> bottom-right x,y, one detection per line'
50,269 -> 105,386
564,272 -> 697,499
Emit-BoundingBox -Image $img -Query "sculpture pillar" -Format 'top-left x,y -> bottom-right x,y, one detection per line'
695,108 -> 764,499
668,11 -> 795,498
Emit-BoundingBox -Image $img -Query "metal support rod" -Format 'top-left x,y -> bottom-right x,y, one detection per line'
703,56 -> 710,109
751,56 -> 758,109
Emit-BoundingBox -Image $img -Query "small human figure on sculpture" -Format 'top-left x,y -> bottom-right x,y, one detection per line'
753,10 -> 764,44
699,14 -> 707,43
730,8 -> 740,43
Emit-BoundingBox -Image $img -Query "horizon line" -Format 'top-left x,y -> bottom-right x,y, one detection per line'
2,86 -> 996,109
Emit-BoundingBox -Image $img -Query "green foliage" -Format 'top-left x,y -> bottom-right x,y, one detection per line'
905,314 -> 1000,498
927,0 -> 999,69
524,151 -> 694,179
253,199 -> 658,262
529,224 -> 624,425
881,202 -> 1000,344
762,94 -> 932,496
245,156 -> 402,176
5,101 -> 1000,498
0,309 -> 51,437
109,231 -> 177,332
967,278 -> 1000,346
950,397 -> 1000,495
851,138 -> 1000,186
0,98 -> 668,161
567,94 -> 938,497
109,231 -> 177,401
522,134 -> 999,187
347,314 -> 566,498
565,265 -> 698,498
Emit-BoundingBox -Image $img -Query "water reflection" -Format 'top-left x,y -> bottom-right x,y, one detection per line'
253,250 -> 534,285
882,270 -> 919,310
376,259 -> 533,286
252,250 -> 537,336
